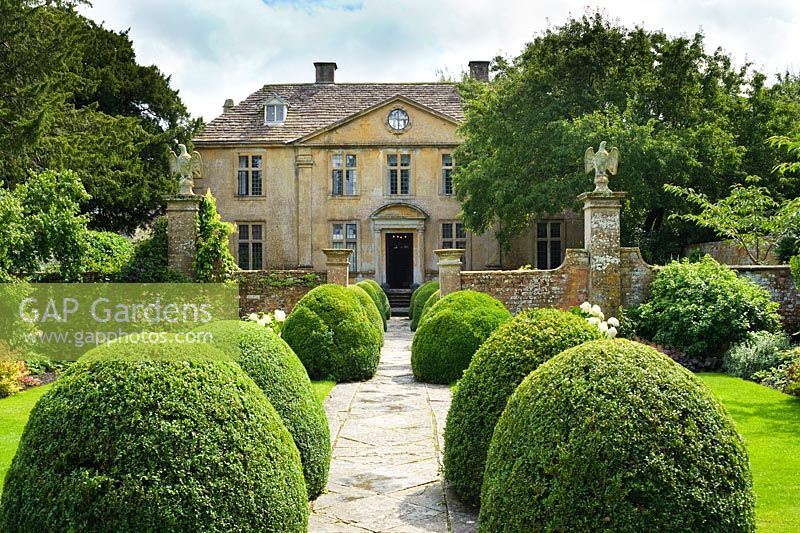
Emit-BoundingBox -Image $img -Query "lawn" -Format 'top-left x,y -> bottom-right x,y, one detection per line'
311,380 -> 335,405
0,384 -> 52,495
698,373 -> 800,533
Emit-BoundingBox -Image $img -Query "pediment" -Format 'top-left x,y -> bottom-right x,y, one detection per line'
370,202 -> 429,220
294,96 -> 460,146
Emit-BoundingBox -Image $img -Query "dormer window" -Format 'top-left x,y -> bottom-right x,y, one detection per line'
264,97 -> 287,125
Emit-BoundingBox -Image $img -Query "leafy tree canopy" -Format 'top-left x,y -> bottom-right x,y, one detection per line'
454,12 -> 800,263
0,0 -> 202,233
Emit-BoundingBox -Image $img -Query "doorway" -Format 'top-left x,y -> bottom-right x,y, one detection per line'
386,232 -> 413,289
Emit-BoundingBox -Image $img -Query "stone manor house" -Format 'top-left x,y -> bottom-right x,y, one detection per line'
193,61 -> 583,289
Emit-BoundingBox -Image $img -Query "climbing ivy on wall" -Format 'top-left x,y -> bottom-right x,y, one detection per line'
193,190 -> 236,282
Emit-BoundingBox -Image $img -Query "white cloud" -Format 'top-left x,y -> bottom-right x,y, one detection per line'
80,0 -> 800,122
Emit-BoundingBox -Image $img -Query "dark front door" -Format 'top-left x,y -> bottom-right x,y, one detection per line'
386,232 -> 413,289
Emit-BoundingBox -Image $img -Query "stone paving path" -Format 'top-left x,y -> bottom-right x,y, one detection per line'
309,318 -> 479,533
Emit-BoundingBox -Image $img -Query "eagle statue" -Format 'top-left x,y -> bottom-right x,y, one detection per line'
169,143 -> 203,196
584,141 -> 619,193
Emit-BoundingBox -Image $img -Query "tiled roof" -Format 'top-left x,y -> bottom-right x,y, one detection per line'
194,83 -> 463,145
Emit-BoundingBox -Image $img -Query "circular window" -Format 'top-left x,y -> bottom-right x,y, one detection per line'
387,108 -> 410,131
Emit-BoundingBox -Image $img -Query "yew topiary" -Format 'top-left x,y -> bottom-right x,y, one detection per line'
411,290 -> 510,384
479,339 -> 755,533
283,284 -> 381,382
0,339 -> 308,532
409,281 -> 439,331
358,279 -> 390,323
194,320 -> 331,499
348,285 -> 385,344
444,308 -> 601,505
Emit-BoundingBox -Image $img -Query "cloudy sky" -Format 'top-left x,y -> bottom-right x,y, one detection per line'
79,0 -> 800,122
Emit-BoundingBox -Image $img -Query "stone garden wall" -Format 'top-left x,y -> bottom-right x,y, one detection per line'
460,249 -> 590,314
683,239 -> 780,265
234,270 -> 326,315
732,265 -> 800,329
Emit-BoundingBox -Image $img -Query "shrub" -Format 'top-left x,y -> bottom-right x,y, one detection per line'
411,290 -> 510,384
283,284 -> 381,382
479,339 -> 755,533
754,347 -> 800,396
81,230 -> 134,279
348,285 -> 384,344
723,331 -> 792,380
356,281 -> 387,331
359,279 -> 390,322
195,321 -> 330,499
444,308 -> 601,505
0,359 -> 26,398
418,289 -> 440,326
0,339 -> 308,532
409,281 -> 439,331
635,256 -> 781,369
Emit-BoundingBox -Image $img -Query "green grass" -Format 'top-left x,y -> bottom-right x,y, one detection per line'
0,384 -> 52,495
698,373 -> 800,532
311,380 -> 335,405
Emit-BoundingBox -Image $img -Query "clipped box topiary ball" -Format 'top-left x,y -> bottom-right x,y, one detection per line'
359,279 -> 391,322
409,281 -> 439,331
348,285 -> 385,344
411,290 -> 510,384
283,284 -> 381,382
444,308 -> 601,505
0,339 -> 309,532
194,320 -> 331,499
356,280 -> 387,331
418,289 -> 440,327
479,339 -> 755,533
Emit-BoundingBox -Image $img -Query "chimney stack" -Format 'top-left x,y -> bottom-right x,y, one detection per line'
314,62 -> 337,84
468,61 -> 490,82
223,98 -> 234,113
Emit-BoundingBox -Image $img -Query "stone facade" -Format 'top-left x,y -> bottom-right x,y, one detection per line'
192,63 -> 580,288
235,270 -> 326,314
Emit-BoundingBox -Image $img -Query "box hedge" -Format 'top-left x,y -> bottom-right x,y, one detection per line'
348,285 -> 385,344
283,284 -> 381,382
355,280 -> 387,331
194,320 -> 331,499
479,339 -> 755,532
444,308 -> 601,505
358,279 -> 390,323
411,290 -> 510,384
0,339 -> 308,532
418,289 -> 440,327
409,281 -> 439,331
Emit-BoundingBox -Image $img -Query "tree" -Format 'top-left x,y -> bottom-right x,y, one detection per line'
665,178 -> 800,264
0,1 -> 201,233
453,13 -> 800,263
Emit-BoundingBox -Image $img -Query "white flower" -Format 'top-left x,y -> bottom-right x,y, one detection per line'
247,313 -> 259,322
607,326 -> 618,339
590,304 -> 603,317
598,321 -> 609,333
274,309 -> 286,322
607,317 -> 620,328
587,317 -> 600,326
580,301 -> 592,313
257,315 -> 272,327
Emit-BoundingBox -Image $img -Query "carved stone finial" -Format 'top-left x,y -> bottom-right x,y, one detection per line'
168,142 -> 203,196
584,141 -> 620,193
